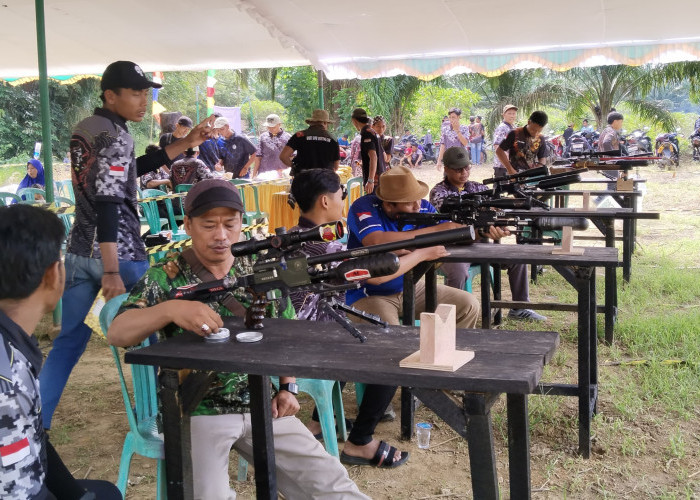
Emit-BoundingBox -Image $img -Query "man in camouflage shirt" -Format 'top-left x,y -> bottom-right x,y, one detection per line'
495,110 -> 549,175
492,104 -> 518,177
108,179 -> 369,499
40,61 -> 216,430
0,205 -> 121,499
429,147 -> 546,321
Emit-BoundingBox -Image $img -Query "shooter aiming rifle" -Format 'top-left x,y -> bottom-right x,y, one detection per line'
397,193 -> 589,245
170,221 -> 476,342
479,166 -> 588,208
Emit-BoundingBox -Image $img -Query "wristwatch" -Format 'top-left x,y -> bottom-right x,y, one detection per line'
279,382 -> 299,395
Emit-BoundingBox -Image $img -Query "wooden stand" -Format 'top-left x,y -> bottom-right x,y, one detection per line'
616,178 -> 634,191
552,226 -> 585,255
575,192 -> 593,212
400,304 -> 474,372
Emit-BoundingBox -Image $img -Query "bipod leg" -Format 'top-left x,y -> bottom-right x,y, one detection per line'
317,300 -> 367,343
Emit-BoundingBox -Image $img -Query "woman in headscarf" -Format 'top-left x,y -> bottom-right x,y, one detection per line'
15,159 -> 46,202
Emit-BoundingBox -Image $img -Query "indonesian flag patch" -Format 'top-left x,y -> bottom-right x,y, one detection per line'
357,212 -> 372,221
109,165 -> 125,177
1,437 -> 30,467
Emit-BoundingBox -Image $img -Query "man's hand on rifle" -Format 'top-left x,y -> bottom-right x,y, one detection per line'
479,225 -> 510,240
416,245 -> 450,262
245,293 -> 267,329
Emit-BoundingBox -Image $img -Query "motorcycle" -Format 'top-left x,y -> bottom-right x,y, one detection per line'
626,127 -> 652,155
548,134 -> 565,158
655,129 -> 681,167
691,128 -> 700,162
568,131 -> 593,155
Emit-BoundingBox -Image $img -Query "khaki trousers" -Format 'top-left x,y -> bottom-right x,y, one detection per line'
191,413 -> 369,500
350,281 -> 480,328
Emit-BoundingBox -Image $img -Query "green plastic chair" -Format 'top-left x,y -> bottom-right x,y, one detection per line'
174,184 -> 193,224
139,189 -> 170,234
17,187 -> 46,203
0,192 -> 21,206
99,294 -> 166,500
54,179 -> 75,202
229,180 -> 269,223
271,377 -> 347,457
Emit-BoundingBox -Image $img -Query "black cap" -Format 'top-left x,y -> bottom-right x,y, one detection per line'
101,61 -> 162,91
185,179 -> 244,217
351,108 -> 368,120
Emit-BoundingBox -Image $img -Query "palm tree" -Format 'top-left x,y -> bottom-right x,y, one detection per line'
359,75 -> 423,136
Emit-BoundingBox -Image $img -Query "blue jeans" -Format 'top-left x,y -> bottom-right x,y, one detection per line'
39,253 -> 148,429
470,141 -> 483,165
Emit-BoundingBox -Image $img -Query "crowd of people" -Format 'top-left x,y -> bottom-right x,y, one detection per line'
3,58 -> 664,499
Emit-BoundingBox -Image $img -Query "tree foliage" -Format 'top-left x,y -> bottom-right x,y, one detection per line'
276,66 -> 318,132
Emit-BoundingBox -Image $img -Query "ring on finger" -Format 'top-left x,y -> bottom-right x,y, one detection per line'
201,323 -> 210,333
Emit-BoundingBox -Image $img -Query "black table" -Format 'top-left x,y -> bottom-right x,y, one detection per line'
402,244 -> 618,457
125,317 -> 559,500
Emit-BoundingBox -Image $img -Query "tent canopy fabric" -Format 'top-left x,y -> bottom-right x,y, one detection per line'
2,0 -> 700,81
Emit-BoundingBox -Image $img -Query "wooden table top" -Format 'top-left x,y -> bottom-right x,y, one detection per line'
125,318 -> 559,394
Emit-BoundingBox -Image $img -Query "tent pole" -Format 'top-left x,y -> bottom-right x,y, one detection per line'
35,0 -> 54,202
317,70 -> 324,109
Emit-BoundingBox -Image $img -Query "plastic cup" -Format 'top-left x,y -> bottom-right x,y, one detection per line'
416,422 -> 432,449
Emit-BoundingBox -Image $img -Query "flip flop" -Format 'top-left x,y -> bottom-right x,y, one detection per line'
340,440 -> 409,469
313,418 -> 354,441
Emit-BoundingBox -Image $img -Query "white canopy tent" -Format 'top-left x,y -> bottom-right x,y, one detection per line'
2,0 -> 700,81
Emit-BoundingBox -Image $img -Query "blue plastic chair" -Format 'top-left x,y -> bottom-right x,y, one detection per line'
54,179 -> 75,202
0,192 -> 21,206
99,294 -> 166,500
271,377 -> 348,457
17,187 -> 46,203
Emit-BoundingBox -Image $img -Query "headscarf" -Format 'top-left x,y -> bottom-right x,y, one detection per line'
18,159 -> 45,190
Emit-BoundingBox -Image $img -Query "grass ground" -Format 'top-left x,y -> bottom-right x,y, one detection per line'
35,159 -> 700,499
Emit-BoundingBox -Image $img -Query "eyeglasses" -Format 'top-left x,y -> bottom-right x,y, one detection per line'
450,166 -> 471,173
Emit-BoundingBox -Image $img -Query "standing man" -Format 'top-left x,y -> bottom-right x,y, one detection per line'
563,123 -> 574,157
437,107 -> 470,170
495,110 -> 549,175
39,60 -> 215,430
372,115 -> 393,165
469,115 -> 485,165
213,116 -> 257,179
580,119 -> 594,135
159,115 -> 193,162
351,108 -> 386,193
492,104 -> 518,177
279,109 -> 340,175
598,111 -> 624,153
253,113 -> 291,180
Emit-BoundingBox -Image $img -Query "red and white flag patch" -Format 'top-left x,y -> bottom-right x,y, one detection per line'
109,165 -> 125,177
1,437 -> 30,467
357,212 -> 372,221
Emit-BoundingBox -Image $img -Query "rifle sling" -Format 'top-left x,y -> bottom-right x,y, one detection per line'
181,247 -> 247,317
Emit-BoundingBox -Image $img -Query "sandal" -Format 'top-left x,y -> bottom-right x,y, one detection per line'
340,440 -> 409,469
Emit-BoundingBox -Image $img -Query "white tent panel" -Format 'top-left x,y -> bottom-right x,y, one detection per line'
1,0 -> 699,80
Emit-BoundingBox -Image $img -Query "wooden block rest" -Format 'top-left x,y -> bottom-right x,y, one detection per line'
400,304 -> 474,372
552,226 -> 585,255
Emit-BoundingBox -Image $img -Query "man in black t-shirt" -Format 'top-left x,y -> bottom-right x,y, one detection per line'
159,115 -> 193,162
351,108 -> 386,193
280,109 -> 340,175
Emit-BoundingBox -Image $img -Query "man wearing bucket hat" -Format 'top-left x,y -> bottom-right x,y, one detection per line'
430,147 -> 546,321
346,165 -> 485,327
253,113 -> 292,180
109,179 -> 370,499
280,109 -> 340,175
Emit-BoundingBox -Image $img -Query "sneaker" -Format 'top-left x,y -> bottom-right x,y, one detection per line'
508,309 -> 547,321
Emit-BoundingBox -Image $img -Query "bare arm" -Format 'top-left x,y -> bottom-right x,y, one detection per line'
495,147 -> 517,175
365,149 -> 377,194
163,115 -> 216,160
238,154 -> 256,178
279,146 -> 294,167
108,300 -> 224,347
365,246 -> 449,285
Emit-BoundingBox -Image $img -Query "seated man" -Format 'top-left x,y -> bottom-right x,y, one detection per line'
108,179 -> 369,500
289,169 -> 449,468
170,146 -> 215,190
430,147 -> 546,321
0,204 -> 121,499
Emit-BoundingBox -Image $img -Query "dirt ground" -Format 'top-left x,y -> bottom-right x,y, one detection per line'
39,159 -> 700,499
